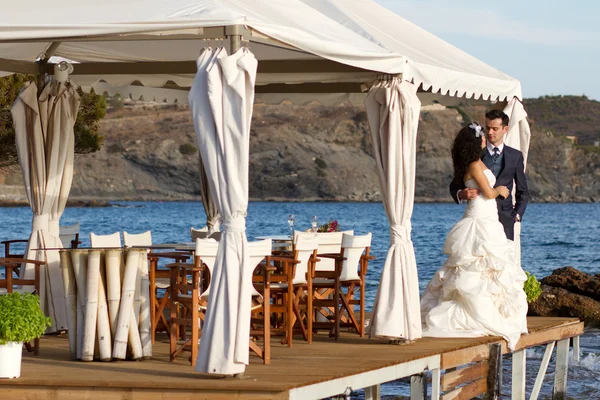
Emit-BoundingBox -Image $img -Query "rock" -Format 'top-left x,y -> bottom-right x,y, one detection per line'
528,284 -> 600,327
540,266 -> 600,302
65,200 -> 111,207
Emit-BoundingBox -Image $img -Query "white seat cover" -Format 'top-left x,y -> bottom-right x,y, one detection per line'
90,232 -> 121,248
59,222 -> 80,248
123,230 -> 152,247
339,233 -> 372,282
194,238 -> 220,302
295,230 -> 354,271
190,226 -> 210,241
247,239 -> 272,299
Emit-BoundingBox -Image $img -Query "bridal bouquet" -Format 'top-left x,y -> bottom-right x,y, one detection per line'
317,220 -> 341,233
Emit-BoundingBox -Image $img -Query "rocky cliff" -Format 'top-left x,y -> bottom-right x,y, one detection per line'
0,97 -> 598,203
528,267 -> 600,327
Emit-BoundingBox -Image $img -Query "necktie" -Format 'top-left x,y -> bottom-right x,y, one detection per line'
492,147 -> 500,160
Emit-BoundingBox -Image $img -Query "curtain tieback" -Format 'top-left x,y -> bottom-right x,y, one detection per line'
390,224 -> 411,244
222,216 -> 246,233
32,214 -> 49,232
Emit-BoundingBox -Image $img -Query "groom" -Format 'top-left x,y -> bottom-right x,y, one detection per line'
450,110 -> 529,240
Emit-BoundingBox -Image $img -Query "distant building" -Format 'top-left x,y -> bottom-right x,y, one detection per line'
564,135 -> 578,144
594,140 -> 599,147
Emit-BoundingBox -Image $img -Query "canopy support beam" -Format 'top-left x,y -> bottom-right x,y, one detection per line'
256,82 -> 366,93
0,26 -> 243,44
42,59 -> 367,75
0,57 -> 39,74
41,42 -> 62,62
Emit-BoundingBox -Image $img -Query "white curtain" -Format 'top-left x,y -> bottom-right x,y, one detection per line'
189,47 -> 257,375
43,82 -> 80,239
365,78 -> 422,340
198,155 -> 220,233
11,80 -> 80,332
503,97 -> 531,268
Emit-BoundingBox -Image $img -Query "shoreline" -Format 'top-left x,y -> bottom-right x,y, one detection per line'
0,196 -> 597,207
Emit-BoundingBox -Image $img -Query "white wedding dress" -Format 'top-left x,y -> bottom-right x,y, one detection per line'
421,169 -> 528,350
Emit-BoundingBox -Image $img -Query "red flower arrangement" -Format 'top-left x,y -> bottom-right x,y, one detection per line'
317,220 -> 341,233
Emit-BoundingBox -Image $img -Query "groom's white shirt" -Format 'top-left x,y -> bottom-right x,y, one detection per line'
486,142 -> 505,156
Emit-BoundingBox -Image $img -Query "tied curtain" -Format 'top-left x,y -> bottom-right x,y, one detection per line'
198,155 -> 220,233
503,97 -> 531,268
189,46 -> 257,375
11,80 -> 80,332
365,78 -> 422,340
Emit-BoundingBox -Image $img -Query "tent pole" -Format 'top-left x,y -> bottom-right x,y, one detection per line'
36,41 -> 61,93
226,25 -> 243,53
36,59 -> 47,95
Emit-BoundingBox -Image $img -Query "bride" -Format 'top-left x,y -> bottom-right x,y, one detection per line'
420,122 -> 528,350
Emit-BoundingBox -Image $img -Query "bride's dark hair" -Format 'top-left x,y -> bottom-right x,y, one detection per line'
451,123 -> 483,186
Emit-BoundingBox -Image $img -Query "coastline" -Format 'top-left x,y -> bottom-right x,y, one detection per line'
0,196 -> 596,207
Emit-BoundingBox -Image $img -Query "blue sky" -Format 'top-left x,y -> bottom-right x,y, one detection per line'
375,0 -> 600,100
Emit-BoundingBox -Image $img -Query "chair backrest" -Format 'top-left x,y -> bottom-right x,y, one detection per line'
291,236 -> 319,285
190,226 -> 209,241
247,239 -> 272,300
59,222 -> 80,248
339,233 -> 372,281
90,232 -> 122,248
295,230 -> 354,271
247,239 -> 272,269
208,231 -> 222,241
194,238 -> 220,299
123,230 -> 152,247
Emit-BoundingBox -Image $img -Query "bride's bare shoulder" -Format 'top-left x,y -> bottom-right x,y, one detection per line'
468,160 -> 485,173
464,160 -> 484,181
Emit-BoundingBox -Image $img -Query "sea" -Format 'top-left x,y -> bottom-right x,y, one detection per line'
1,201 -> 598,399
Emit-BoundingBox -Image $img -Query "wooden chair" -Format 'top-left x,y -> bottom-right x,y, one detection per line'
0,257 -> 46,355
294,230 -> 353,327
59,222 -> 81,249
168,238 -> 223,366
169,238 -> 273,366
246,239 -> 274,363
294,230 -> 354,271
310,233 -> 374,339
123,230 -> 190,343
264,235 -> 319,345
1,239 -> 29,258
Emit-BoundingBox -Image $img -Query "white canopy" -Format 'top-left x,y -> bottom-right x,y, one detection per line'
0,0 -> 522,104
1,0 -> 530,374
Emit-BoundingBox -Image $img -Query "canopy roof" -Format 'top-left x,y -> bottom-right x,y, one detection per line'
0,0 -> 522,103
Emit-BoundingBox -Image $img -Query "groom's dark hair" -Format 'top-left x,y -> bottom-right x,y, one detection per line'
485,109 -> 509,126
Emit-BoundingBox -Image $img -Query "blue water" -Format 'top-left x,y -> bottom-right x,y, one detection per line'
1,202 -> 598,398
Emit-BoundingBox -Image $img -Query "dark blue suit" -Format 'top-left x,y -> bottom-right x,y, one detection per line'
450,145 -> 529,240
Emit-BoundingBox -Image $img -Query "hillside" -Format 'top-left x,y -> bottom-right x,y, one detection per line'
0,97 -> 598,204
524,95 -> 600,146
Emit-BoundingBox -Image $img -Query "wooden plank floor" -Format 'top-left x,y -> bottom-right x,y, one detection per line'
1,317 -> 583,400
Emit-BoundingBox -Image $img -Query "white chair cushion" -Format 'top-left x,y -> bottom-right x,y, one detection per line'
123,230 -> 152,247
90,232 -> 122,248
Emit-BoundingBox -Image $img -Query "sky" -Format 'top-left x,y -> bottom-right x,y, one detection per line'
375,0 -> 600,100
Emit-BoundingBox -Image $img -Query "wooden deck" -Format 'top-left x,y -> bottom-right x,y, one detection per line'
1,317 -> 583,400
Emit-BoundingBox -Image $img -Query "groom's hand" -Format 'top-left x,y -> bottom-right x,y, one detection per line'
458,188 -> 480,201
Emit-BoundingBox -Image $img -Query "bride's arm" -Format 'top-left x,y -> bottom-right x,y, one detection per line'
467,161 -> 503,199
